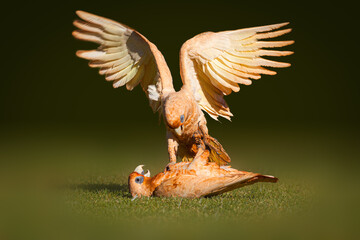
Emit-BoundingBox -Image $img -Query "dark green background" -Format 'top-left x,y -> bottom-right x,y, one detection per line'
1,0 -> 358,128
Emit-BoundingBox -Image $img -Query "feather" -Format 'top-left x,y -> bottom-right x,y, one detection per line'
256,28 -> 292,40
257,49 -> 294,57
98,60 -> 130,75
210,61 -> 252,85
73,20 -> 103,35
126,65 -> 145,90
72,30 -> 103,45
147,84 -> 160,101
88,55 -> 131,68
205,64 -> 238,94
215,58 -> 261,79
222,52 -> 254,66
232,22 -> 289,34
179,22 -> 293,120
105,64 -> 132,81
76,10 -> 127,34
76,50 -> 127,61
112,65 -> 139,88
101,45 -> 127,54
256,40 -> 294,48
256,58 -> 291,68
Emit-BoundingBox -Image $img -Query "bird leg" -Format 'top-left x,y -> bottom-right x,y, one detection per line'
198,122 -> 211,145
167,131 -> 179,164
193,128 -> 206,151
192,121 -> 211,153
188,123 -> 210,169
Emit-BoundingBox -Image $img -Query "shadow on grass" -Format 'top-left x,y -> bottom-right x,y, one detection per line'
70,183 -> 131,197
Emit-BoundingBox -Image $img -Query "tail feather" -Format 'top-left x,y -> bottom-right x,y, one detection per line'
205,135 -> 231,166
204,173 -> 278,197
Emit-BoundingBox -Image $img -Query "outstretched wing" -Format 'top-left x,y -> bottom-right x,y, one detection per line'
73,11 -> 174,112
180,23 -> 293,120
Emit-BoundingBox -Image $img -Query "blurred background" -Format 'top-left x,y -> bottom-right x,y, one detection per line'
0,0 -> 359,239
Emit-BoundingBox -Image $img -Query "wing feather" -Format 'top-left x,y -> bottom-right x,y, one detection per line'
73,10 -> 174,112
211,60 -> 252,85
113,65 -> 139,88
180,23 -> 293,120
98,61 -> 130,75
215,58 -> 261,80
206,63 -> 239,93
106,64 -> 132,82
126,65 -> 145,90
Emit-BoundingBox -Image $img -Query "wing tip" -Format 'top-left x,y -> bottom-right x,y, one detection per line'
71,30 -> 87,41
256,22 -> 291,33
288,40 -> 295,45
75,10 -> 89,18
71,30 -> 80,39
279,22 -> 290,28
73,19 -> 80,27
278,51 -> 294,57
263,175 -> 279,183
269,22 -> 290,30
244,80 -> 252,86
75,50 -> 82,57
288,51 -> 295,56
75,50 -> 89,59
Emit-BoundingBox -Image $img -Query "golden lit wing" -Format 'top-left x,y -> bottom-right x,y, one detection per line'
180,23 -> 293,120
73,11 -> 174,112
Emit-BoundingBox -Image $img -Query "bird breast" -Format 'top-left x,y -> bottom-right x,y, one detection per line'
167,91 -> 203,144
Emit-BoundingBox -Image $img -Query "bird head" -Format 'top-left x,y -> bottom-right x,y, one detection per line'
128,165 -> 152,198
164,93 -> 187,136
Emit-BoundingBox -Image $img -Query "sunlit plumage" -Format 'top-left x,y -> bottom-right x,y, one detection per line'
73,10 -> 293,165
128,150 -> 278,198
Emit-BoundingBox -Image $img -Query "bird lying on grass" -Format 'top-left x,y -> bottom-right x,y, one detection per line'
73,11 -> 293,166
128,149 -> 277,198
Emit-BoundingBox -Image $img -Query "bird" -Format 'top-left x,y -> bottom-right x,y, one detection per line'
128,149 -> 278,198
72,10 -> 293,166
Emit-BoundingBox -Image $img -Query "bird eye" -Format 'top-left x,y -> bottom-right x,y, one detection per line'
180,114 -> 184,123
135,176 -> 144,184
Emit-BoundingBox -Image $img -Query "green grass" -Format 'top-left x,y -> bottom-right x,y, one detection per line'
59,174 -> 317,240
1,124 -> 359,239
65,175 -> 311,221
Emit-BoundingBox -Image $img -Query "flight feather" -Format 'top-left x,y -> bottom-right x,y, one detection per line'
179,22 -> 294,120
72,10 -> 174,112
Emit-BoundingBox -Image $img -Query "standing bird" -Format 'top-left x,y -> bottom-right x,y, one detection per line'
72,11 -> 293,165
128,149 -> 278,198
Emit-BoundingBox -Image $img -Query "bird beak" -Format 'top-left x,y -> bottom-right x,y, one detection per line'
174,125 -> 183,136
144,170 -> 150,177
134,165 -> 144,175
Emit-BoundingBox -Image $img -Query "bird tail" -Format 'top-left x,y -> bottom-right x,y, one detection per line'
204,173 -> 278,197
178,133 -> 231,165
205,135 -> 231,166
